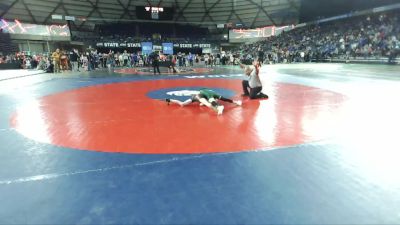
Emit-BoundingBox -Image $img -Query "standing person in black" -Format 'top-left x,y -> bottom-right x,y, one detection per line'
257,47 -> 264,65
152,52 -> 161,75
70,49 -> 80,72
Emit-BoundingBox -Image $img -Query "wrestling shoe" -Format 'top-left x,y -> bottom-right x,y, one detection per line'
234,100 -> 242,106
217,105 -> 224,115
165,98 -> 171,105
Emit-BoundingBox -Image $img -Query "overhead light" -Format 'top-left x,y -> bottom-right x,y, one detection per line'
51,14 -> 63,20
65,16 -> 75,21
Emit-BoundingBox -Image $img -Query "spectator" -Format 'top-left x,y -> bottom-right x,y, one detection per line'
52,49 -> 61,73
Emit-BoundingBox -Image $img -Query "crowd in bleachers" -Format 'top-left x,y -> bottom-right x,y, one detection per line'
0,53 -> 51,70
2,10 -> 399,72
238,10 -> 400,64
72,22 -> 216,44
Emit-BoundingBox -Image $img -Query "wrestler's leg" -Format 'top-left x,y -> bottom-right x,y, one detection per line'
217,95 -> 242,106
208,97 -> 224,115
166,98 -> 193,106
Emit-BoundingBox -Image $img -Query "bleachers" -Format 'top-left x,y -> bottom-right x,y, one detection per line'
0,32 -> 18,55
239,9 -> 400,64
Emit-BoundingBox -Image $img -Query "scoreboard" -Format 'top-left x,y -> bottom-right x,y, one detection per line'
136,6 -> 174,20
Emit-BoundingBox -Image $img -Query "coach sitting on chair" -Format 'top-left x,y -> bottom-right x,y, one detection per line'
240,60 -> 269,99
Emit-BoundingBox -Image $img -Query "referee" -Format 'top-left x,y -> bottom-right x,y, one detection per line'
152,52 -> 161,75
